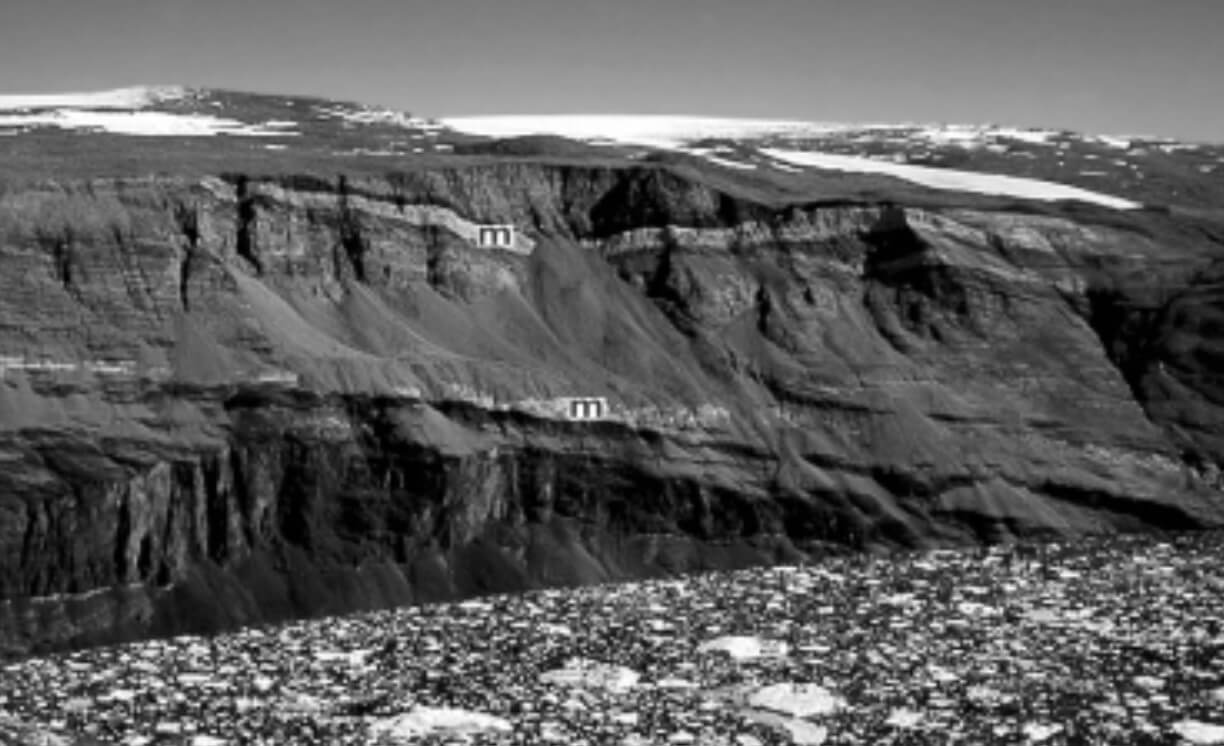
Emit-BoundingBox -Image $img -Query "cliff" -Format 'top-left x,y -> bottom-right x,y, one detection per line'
2,159 -> 1223,657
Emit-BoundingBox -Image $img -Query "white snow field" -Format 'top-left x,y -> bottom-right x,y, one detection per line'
760,148 -> 1141,209
441,115 -> 1074,152
0,109 -> 295,137
441,114 -> 890,150
0,86 -> 296,137
0,85 -> 186,111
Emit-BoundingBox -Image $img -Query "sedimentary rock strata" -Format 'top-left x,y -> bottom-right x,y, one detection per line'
2,99 -> 1224,654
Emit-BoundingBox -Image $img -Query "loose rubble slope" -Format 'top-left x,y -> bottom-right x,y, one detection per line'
4,530 -> 1224,745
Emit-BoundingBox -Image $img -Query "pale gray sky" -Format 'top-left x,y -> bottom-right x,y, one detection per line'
0,0 -> 1220,141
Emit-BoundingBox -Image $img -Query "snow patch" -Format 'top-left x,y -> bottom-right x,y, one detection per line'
442,115 -> 1077,155
0,85 -> 185,111
908,124 -> 1059,147
316,105 -> 438,130
441,115 -> 897,149
1095,135 -> 1134,150
760,148 -> 1140,209
0,109 -> 296,137
910,124 -> 987,145
770,160 -> 804,173
689,150 -> 757,170
991,127 -> 1063,145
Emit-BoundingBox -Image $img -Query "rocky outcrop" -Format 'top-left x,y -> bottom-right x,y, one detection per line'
2,161 -> 1223,657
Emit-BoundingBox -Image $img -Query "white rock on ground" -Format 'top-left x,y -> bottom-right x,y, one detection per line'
747,683 -> 846,718
277,690 -> 327,715
697,635 -> 789,661
313,648 -> 375,666
1173,720 -> 1224,745
779,718 -> 828,745
653,676 -> 699,689
539,658 -> 641,693
1022,722 -> 1063,742
368,707 -> 512,741
1133,674 -> 1164,690
885,709 -> 924,729
927,664 -> 959,683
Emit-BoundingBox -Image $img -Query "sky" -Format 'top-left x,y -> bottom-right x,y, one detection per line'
0,0 -> 1220,142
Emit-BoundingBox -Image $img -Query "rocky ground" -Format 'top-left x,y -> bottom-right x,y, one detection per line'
3,530 -> 1224,745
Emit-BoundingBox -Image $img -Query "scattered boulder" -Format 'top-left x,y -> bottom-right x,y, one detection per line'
746,683 -> 846,718
1173,721 -> 1224,745
368,707 -> 512,742
697,636 -> 789,662
539,658 -> 641,693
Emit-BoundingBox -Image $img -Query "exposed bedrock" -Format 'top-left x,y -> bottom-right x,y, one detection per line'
1,162 -> 1222,656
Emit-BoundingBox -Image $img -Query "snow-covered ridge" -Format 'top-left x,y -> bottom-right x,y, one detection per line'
0,85 -> 187,111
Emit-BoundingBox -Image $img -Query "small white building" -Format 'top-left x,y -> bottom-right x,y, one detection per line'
476,224 -> 516,249
561,397 -> 609,421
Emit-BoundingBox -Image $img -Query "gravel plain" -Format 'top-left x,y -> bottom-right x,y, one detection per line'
3,530 -> 1224,745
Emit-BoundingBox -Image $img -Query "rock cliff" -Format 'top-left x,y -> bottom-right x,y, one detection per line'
2,156 -> 1223,658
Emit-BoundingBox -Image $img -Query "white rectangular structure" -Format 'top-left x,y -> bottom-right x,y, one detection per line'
563,397 -> 609,421
476,224 -> 516,249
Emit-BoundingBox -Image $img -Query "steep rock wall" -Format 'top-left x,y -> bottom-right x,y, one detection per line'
1,162 -> 1222,656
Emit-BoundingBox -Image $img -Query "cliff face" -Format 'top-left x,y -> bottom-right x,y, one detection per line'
2,162 -> 1222,657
